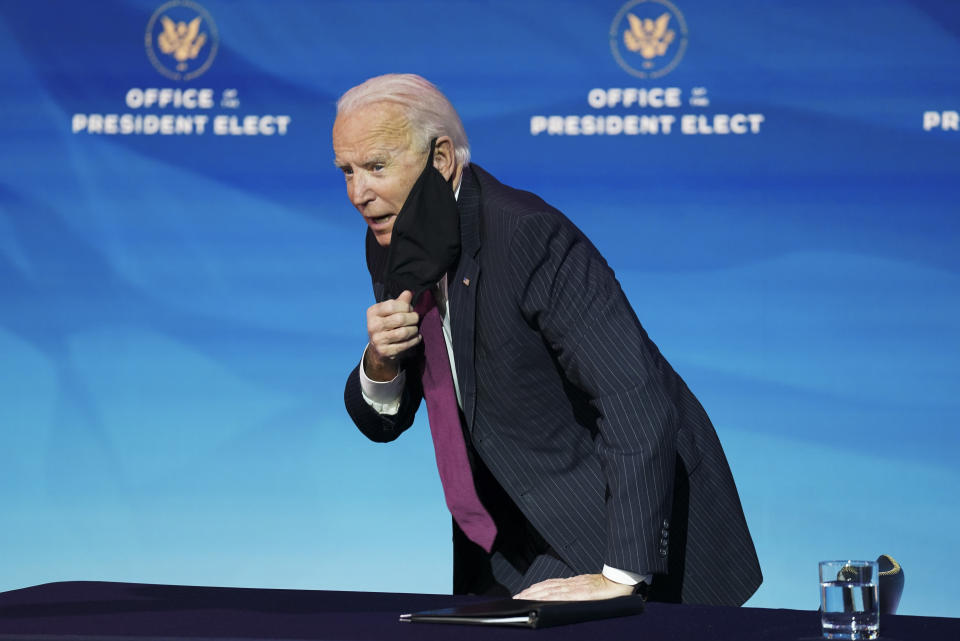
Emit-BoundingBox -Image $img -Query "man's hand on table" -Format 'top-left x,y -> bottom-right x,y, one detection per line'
513,573 -> 636,601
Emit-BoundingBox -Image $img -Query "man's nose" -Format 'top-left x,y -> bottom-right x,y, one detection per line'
349,173 -> 374,209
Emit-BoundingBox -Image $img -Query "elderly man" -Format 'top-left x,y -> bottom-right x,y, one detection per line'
339,73 -> 761,604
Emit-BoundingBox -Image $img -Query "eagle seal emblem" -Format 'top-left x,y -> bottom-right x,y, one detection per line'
610,0 -> 688,79
145,1 -> 219,81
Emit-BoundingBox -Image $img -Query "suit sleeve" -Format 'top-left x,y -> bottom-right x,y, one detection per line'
508,211 -> 678,576
344,359 -> 423,442
343,229 -> 424,442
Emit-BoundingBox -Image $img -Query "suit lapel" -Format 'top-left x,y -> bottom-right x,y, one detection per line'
450,167 -> 482,432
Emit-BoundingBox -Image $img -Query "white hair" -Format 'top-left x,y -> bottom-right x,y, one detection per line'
336,73 -> 471,167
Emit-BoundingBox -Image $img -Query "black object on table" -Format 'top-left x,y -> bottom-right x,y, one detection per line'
400,594 -> 645,628
1,581 -> 957,640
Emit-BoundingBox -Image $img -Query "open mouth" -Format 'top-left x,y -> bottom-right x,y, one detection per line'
368,214 -> 395,226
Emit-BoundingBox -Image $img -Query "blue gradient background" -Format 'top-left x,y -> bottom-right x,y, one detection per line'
1,0 -> 958,617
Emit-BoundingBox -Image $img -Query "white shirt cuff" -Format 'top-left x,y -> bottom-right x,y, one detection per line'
602,564 -> 652,586
359,345 -> 405,415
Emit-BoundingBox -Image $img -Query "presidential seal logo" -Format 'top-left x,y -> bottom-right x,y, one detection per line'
145,0 -> 219,81
610,0 -> 687,79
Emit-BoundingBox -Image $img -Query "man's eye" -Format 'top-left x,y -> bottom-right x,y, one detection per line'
372,163 -> 385,172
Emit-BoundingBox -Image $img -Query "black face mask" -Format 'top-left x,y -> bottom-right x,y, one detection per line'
384,139 -> 461,302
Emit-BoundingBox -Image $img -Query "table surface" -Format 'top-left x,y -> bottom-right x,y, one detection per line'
0,581 -> 956,640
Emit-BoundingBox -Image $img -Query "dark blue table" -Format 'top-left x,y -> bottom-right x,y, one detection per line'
0,581 -> 955,640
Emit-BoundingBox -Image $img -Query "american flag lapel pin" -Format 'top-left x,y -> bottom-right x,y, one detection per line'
462,277 -> 471,286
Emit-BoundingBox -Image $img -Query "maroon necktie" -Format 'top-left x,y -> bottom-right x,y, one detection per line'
415,288 -> 497,552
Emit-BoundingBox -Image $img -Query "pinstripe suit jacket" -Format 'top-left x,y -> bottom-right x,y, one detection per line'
344,164 -> 762,605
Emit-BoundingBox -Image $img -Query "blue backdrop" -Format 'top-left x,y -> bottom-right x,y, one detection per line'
1,0 -> 958,617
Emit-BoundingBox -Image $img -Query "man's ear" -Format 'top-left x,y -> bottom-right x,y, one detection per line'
432,135 -> 456,182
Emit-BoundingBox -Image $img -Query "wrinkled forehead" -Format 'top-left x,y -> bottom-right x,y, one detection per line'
332,101 -> 414,157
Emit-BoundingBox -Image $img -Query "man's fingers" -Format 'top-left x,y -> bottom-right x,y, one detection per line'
367,325 -> 421,361
372,333 -> 422,358
513,574 -> 633,602
514,578 -> 567,600
375,311 -> 420,332
517,582 -> 569,600
392,334 -> 423,352
375,291 -> 415,316
372,324 -> 420,349
370,299 -> 414,319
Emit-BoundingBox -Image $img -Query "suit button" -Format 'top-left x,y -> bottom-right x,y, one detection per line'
662,519 -> 670,529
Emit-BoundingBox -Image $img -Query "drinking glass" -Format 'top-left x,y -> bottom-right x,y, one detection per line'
819,560 -> 879,640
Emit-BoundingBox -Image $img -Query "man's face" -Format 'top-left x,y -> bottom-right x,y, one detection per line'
332,102 -> 427,247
